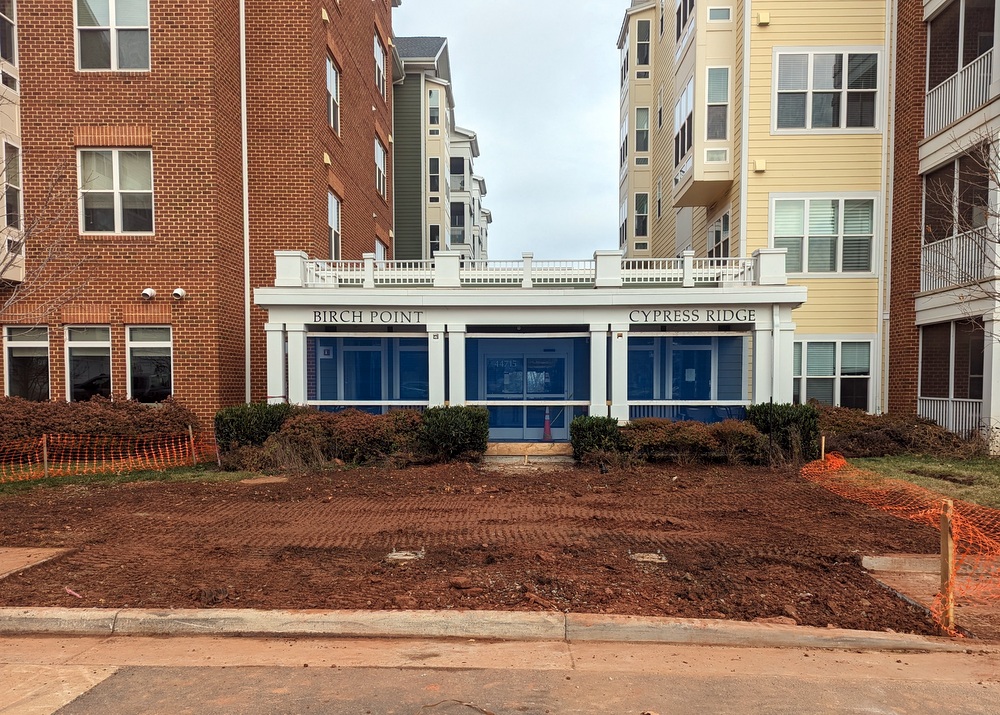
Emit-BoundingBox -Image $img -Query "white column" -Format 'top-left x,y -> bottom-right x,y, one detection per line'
752,326 -> 774,404
589,326 -> 609,417
447,325 -> 467,405
427,326 -> 446,407
609,323 -> 630,421
285,324 -> 308,405
264,323 -> 286,404
982,314 -> 1000,453
774,310 -> 797,404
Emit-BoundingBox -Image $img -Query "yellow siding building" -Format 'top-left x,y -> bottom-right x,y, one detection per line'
619,0 -> 892,413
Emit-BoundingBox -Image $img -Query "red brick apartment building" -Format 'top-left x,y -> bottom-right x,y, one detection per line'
0,0 -> 401,424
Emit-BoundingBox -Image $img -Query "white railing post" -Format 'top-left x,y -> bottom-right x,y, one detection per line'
594,250 -> 624,288
754,248 -> 788,286
433,250 -> 462,287
363,253 -> 375,288
274,250 -> 308,287
682,250 -> 695,287
522,252 -> 533,288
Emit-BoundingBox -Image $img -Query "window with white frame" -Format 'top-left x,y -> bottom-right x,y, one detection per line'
657,84 -> 663,129
675,0 -> 695,42
708,211 -> 730,258
656,178 -> 662,219
326,55 -> 340,133
77,0 -> 150,71
428,88 -> 440,125
127,326 -> 171,403
429,224 -> 441,255
793,340 -> 871,410
635,193 -> 649,237
374,34 -> 386,98
775,51 -> 878,130
429,157 -> 440,192
375,138 -> 386,198
772,197 -> 874,273
620,114 -> 628,168
659,0 -> 666,37
636,19 -> 651,66
708,7 -> 731,21
375,239 -> 387,261
328,190 -> 340,259
66,326 -> 111,401
4,141 -> 20,235
706,67 -> 729,140
79,149 -> 154,233
674,78 -> 693,167
636,107 -> 650,152
619,199 -> 627,247
0,1 -> 16,68
620,35 -> 629,87
4,326 -> 49,401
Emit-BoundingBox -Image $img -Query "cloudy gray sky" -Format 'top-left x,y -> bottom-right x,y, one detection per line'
393,0 -> 623,259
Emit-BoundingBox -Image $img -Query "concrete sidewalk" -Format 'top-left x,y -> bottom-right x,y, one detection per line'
0,606 -> 986,653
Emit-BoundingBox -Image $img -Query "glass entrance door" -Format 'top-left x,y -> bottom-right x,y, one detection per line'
485,354 -> 569,440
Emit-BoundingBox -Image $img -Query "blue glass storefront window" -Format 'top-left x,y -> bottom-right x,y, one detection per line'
307,336 -> 428,405
627,335 -> 746,403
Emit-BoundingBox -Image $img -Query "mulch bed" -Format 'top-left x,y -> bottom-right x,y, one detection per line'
0,462 -> 942,635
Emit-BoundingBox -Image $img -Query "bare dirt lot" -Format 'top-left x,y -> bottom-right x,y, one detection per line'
0,462 -> 942,635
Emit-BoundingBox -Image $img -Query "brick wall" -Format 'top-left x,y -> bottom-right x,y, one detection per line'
0,0 -> 395,424
888,0 -> 926,415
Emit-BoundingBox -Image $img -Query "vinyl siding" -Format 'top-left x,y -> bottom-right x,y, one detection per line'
392,76 -> 423,261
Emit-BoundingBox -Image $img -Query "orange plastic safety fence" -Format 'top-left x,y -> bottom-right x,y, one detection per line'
0,433 -> 220,484
801,453 -> 1000,633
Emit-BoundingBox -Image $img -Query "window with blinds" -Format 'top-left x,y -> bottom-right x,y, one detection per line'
773,197 -> 874,274
793,340 -> 870,410
706,67 -> 729,140
775,51 -> 878,131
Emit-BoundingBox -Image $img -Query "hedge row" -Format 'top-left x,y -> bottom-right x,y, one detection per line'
216,405 -> 490,471
0,396 -> 200,439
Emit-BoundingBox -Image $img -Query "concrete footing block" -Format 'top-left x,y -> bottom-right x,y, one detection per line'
0,608 -> 117,635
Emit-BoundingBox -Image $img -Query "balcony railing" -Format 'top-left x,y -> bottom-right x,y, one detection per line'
918,397 -> 983,438
921,228 -> 992,292
925,49 -> 993,137
276,249 -> 789,291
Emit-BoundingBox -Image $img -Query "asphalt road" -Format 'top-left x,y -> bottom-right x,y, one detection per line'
1,635 -> 997,714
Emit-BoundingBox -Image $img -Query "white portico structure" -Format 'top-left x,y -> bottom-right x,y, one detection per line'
256,250 -> 806,441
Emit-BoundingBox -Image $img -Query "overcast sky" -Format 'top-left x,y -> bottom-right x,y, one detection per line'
393,0 -> 623,259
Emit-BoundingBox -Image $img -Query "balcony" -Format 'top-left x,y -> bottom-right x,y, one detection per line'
925,48 -> 993,137
921,228 -> 993,292
277,249 -> 788,291
450,175 -> 467,192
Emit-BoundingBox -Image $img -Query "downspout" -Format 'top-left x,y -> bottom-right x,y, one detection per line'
879,0 -> 898,414
240,0 -> 252,403
739,0 -> 751,258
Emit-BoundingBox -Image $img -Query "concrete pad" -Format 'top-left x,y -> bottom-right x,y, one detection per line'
0,549 -> 72,580
0,609 -> 117,636
565,613 -> 967,652
0,664 -> 116,715
0,635 -> 110,666
112,608 -> 568,641
863,554 -> 941,573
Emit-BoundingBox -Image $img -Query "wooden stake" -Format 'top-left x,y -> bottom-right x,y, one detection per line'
42,434 -> 49,479
821,435 -> 826,461
188,425 -> 198,466
940,498 -> 956,631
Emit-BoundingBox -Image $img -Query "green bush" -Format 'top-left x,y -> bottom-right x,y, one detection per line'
746,402 -> 820,463
622,418 -> 720,463
0,396 -> 199,439
569,415 -> 629,461
419,406 -> 489,462
214,402 -> 300,451
709,419 -> 768,465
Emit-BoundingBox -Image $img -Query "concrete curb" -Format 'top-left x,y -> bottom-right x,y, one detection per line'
0,607 -> 979,652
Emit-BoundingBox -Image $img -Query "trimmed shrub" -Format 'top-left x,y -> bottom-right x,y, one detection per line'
709,419 -> 768,465
569,415 -> 629,461
816,404 -> 987,458
746,403 -> 820,463
0,396 -> 199,439
326,409 -> 397,464
622,418 -> 720,464
214,402 -> 300,450
419,406 -> 490,462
